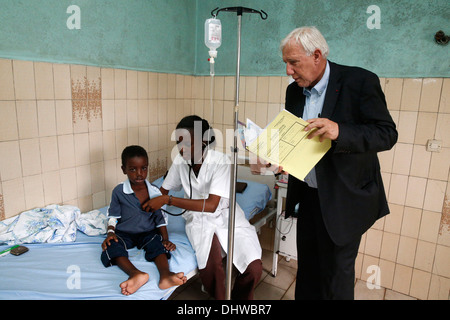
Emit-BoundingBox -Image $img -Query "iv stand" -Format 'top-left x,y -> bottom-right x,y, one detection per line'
211,6 -> 267,300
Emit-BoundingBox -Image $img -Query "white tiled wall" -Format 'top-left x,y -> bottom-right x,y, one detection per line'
356,77 -> 450,300
0,58 -> 187,217
0,57 -> 448,299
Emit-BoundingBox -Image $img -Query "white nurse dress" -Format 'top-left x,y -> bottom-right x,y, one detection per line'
162,149 -> 262,273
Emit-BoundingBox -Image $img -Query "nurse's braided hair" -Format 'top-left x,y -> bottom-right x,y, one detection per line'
176,115 -> 216,146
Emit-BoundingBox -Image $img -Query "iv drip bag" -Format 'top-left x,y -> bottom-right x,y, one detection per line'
205,17 -> 222,59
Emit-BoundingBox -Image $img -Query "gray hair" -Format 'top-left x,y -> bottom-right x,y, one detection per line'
280,26 -> 329,59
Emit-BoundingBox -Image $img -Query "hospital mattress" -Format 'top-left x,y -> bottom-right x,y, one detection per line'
0,178 -> 271,300
0,207 -> 197,300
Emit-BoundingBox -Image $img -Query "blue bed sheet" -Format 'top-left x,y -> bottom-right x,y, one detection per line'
0,178 -> 271,300
0,208 -> 196,300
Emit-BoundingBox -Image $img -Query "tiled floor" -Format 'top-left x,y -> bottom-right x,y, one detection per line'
169,247 -> 418,300
169,248 -> 297,300
169,221 -> 418,300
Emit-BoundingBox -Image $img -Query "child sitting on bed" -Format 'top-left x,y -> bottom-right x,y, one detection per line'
101,145 -> 187,295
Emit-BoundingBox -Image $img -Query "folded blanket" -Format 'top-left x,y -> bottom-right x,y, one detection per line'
0,205 -> 107,245
75,208 -> 107,236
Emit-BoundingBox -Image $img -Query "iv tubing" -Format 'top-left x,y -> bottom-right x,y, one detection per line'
210,60 -> 215,76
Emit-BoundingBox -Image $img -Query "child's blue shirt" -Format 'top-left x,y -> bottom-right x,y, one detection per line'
108,179 -> 167,234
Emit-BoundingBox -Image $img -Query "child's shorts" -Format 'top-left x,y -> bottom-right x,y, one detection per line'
101,229 -> 170,268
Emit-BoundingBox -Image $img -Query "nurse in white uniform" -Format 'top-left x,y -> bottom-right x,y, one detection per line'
143,115 -> 262,300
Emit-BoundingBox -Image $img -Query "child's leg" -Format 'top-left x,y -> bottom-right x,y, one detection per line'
140,231 -> 187,289
101,231 -> 148,295
153,253 -> 187,290
114,256 -> 149,295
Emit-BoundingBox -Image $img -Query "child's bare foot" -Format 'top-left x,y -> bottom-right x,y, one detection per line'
120,271 -> 149,295
158,272 -> 187,290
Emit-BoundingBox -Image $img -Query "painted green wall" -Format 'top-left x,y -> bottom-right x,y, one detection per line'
0,0 -> 197,74
195,0 -> 450,77
0,0 -> 448,77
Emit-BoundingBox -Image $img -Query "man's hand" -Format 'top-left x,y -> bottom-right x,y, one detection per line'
249,156 -> 287,175
304,118 -> 339,142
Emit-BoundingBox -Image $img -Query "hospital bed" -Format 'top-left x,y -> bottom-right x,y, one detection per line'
0,169 -> 275,300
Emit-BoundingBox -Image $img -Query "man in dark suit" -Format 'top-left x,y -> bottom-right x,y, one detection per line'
281,27 -> 397,299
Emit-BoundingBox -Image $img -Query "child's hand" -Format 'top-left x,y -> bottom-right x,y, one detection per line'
102,232 -> 118,251
162,239 -> 176,251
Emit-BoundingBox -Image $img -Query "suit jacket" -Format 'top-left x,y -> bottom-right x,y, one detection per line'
284,61 -> 398,246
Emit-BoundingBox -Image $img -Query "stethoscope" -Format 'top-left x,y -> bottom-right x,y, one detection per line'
159,143 -> 208,217
159,164 -> 193,216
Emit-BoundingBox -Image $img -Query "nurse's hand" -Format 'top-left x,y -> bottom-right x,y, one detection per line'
142,195 -> 168,212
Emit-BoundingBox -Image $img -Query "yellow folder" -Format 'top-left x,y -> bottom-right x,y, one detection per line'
247,110 -> 331,181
